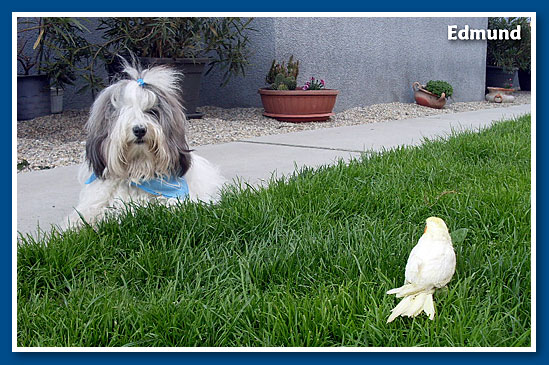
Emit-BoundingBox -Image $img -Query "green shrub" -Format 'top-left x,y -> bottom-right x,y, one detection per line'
487,17 -> 530,73
425,80 -> 453,98
99,17 -> 256,87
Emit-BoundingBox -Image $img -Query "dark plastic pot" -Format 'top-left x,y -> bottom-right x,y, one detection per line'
17,74 -> 51,121
518,69 -> 531,91
485,66 -> 517,89
105,56 -> 209,119
140,57 -> 209,119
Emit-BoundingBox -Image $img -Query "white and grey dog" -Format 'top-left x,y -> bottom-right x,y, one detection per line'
64,62 -> 225,228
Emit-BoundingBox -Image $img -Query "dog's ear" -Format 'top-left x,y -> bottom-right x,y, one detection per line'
177,151 -> 192,177
149,83 -> 193,177
86,134 -> 107,177
85,85 -> 118,178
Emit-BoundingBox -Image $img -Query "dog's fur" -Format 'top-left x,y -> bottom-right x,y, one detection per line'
64,61 -> 225,228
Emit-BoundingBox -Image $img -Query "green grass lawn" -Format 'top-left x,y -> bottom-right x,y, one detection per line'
17,115 -> 531,347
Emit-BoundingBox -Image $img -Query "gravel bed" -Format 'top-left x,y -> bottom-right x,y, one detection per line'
17,91 -> 531,173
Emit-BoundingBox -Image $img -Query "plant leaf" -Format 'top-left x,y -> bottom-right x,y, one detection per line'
33,27 -> 44,49
451,228 -> 469,245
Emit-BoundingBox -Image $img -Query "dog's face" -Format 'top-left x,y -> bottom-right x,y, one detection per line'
85,64 -> 191,182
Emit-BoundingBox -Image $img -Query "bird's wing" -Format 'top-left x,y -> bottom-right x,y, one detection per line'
405,237 -> 455,288
414,242 -> 455,288
404,246 -> 424,284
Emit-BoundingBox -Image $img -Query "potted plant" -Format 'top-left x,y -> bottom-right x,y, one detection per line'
17,17 -> 91,119
485,78 -> 515,103
412,80 -> 453,109
97,17 -> 255,119
258,56 -> 339,123
486,17 -> 526,89
17,38 -> 50,120
485,86 -> 516,103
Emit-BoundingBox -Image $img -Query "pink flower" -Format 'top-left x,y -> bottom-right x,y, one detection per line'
320,79 -> 325,85
302,85 -> 309,90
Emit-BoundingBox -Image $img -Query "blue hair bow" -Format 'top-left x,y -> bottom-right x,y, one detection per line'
137,78 -> 146,87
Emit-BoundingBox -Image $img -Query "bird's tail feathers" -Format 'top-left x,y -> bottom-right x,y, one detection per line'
386,283 -> 425,298
386,290 -> 435,323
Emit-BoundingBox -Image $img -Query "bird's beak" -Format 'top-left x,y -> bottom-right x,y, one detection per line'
424,225 -> 428,234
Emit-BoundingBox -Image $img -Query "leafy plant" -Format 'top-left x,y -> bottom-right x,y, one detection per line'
487,17 -> 530,73
17,17 -> 92,90
266,55 -> 300,90
503,78 -> 514,89
424,80 -> 453,99
97,17 -> 256,87
302,77 -> 325,90
450,228 -> 468,245
17,159 -> 29,171
515,18 -> 531,72
17,39 -> 37,76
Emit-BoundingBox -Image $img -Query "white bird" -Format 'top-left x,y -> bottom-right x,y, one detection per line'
386,217 -> 456,323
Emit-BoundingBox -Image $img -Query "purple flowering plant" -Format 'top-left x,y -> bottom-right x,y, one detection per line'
503,78 -> 514,89
302,77 -> 325,90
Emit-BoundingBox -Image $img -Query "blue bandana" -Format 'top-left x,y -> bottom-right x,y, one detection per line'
85,173 -> 189,199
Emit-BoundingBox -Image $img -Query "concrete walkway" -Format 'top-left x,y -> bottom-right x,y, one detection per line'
16,104 -> 531,236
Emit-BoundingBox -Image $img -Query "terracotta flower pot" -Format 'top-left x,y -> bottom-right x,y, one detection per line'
485,87 -> 515,103
412,82 -> 447,109
258,88 -> 339,123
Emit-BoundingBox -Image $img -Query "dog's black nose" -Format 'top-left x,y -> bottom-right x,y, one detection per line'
132,126 -> 147,139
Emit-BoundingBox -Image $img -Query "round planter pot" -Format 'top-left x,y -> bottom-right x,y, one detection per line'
258,88 -> 339,123
485,66 -> 517,89
139,57 -> 209,119
50,88 -> 64,114
412,82 -> 447,109
518,69 -> 531,91
485,87 -> 515,103
17,74 -> 51,120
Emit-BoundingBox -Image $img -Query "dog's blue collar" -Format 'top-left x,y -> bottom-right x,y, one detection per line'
85,173 -> 189,199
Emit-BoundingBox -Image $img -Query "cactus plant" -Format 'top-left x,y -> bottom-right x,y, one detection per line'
266,55 -> 299,90
272,73 -> 296,90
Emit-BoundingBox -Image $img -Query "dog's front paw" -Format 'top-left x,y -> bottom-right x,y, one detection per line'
60,210 -> 90,231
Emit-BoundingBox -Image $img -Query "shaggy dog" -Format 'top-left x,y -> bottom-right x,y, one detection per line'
64,61 -> 225,228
